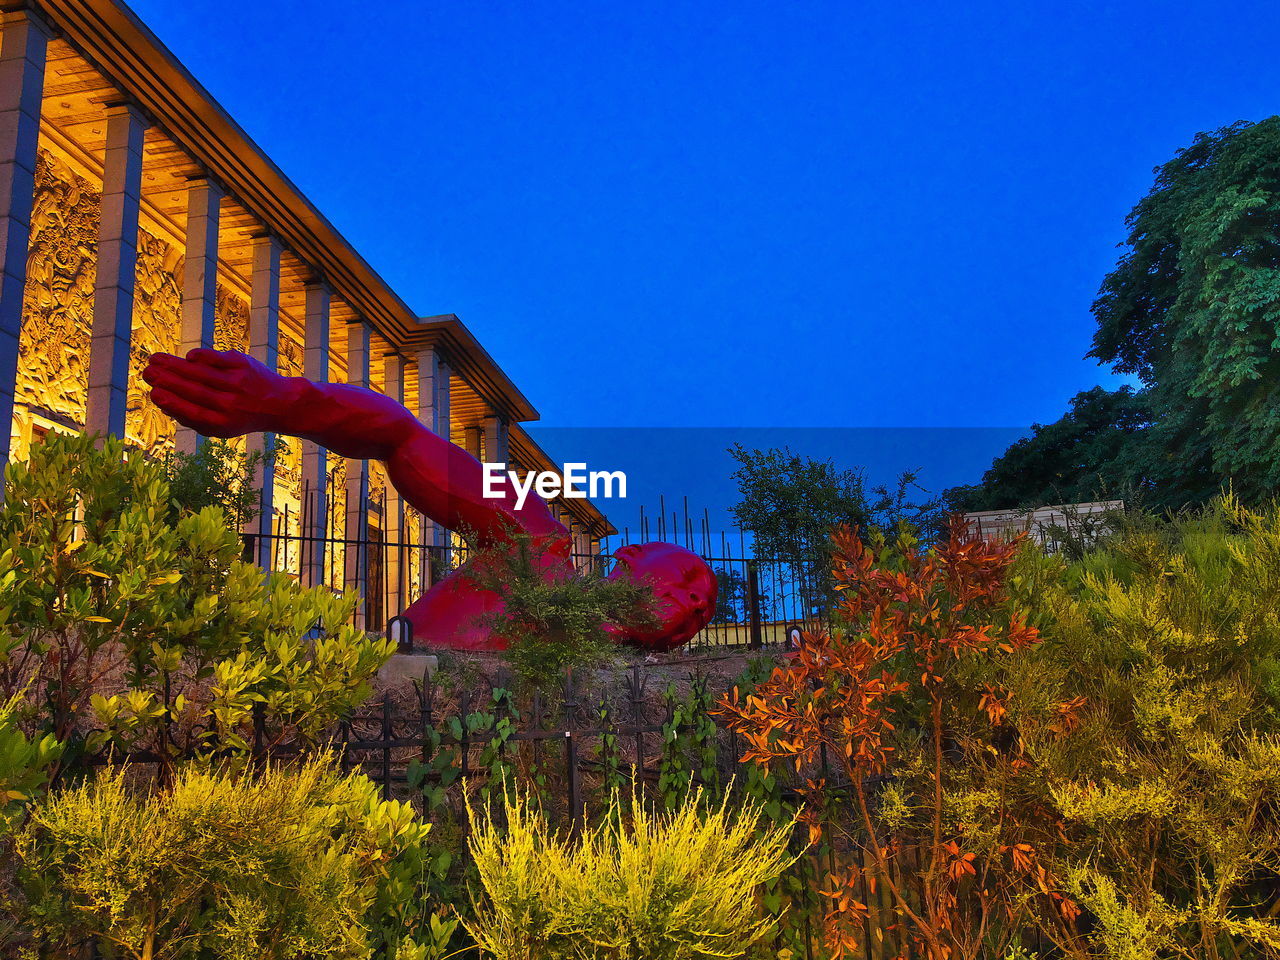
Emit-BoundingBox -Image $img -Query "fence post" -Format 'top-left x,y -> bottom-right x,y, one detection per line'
380,694 -> 392,801
563,670 -> 582,836
629,663 -> 645,780
459,689 -> 471,788
531,690 -> 545,781
252,700 -> 265,758
339,719 -> 350,774
565,729 -> 580,835
418,673 -> 434,765
746,560 -> 763,649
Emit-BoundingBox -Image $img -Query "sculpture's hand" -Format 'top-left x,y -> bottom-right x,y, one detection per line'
142,349 -> 295,439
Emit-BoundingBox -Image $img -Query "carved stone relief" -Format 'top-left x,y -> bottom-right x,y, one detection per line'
125,230 -> 182,451
14,151 -> 97,457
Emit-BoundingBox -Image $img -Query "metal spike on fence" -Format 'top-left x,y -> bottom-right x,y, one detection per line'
563,670 -> 582,836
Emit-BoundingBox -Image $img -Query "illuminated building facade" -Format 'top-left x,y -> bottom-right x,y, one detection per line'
0,0 -> 613,628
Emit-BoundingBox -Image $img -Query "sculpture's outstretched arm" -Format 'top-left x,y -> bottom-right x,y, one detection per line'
142,349 -> 565,547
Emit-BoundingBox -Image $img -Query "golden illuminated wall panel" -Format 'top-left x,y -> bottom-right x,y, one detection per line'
15,149 -> 286,470
126,231 -> 182,452
13,151 -> 97,459
326,457 -> 347,590
271,327 -> 306,578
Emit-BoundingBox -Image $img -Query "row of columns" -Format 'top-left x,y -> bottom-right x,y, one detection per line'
85,101 -> 144,439
0,5 -> 471,627
546,499 -> 599,564
343,320 -> 371,620
0,6 -> 589,627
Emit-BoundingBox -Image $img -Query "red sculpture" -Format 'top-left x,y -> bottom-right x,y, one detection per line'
142,348 -> 716,652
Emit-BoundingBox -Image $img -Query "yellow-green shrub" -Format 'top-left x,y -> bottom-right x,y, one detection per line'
465,789 -> 796,960
970,496 -> 1280,959
11,758 -> 438,960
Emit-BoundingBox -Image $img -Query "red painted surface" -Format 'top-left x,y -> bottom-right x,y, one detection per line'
143,348 -> 716,651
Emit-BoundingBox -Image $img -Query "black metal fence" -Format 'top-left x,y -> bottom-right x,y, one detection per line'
67,642 -> 1055,960
244,486 -> 827,650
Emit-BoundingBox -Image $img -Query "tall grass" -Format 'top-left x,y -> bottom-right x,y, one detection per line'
466,788 -> 797,960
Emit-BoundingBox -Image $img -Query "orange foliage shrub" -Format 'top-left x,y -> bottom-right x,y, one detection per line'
717,519 -> 1078,960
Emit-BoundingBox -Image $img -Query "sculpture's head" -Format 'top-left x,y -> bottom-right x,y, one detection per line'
607,542 -> 718,652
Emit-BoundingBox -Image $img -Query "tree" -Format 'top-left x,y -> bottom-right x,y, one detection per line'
728,445 -> 872,559
162,437 -> 278,530
709,566 -> 771,624
727,445 -> 942,616
958,118 -> 1280,510
1091,117 -> 1280,507
949,385 -> 1152,512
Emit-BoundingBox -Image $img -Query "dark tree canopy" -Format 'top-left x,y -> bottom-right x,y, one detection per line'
949,386 -> 1152,512
958,118 -> 1280,511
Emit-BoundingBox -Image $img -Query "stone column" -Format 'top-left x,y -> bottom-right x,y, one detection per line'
414,345 -> 451,436
483,413 -> 509,465
415,345 -> 452,555
176,177 -> 222,454
300,279 -> 329,588
344,319 -> 371,627
0,5 -> 49,467
246,234 -> 280,569
86,102 -> 147,443
382,349 -> 405,616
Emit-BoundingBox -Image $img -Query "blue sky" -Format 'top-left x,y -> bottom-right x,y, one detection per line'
125,0 -> 1280,525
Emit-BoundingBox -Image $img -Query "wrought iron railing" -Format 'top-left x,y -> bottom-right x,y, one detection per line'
244,523 -> 826,650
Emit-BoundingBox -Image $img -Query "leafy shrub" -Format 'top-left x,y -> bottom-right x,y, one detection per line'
0,433 -> 393,763
465,527 -> 654,690
975,495 -> 1280,959
163,436 -> 277,528
658,675 -> 719,808
0,692 -> 61,837
0,692 -> 63,954
12,758 -> 447,959
717,519 -> 1055,960
465,789 -> 795,960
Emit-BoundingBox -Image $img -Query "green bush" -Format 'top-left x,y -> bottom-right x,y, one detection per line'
162,436 -> 278,529
0,691 -> 63,953
464,527 -> 653,691
465,789 -> 796,960
0,692 -> 61,837
12,758 -> 449,960
969,496 -> 1280,959
0,432 -> 393,762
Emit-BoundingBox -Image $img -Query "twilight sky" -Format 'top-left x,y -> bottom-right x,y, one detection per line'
122,0 -> 1280,523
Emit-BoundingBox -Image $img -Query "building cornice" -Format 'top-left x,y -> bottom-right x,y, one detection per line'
408,315 -> 538,424
32,0 -> 544,422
